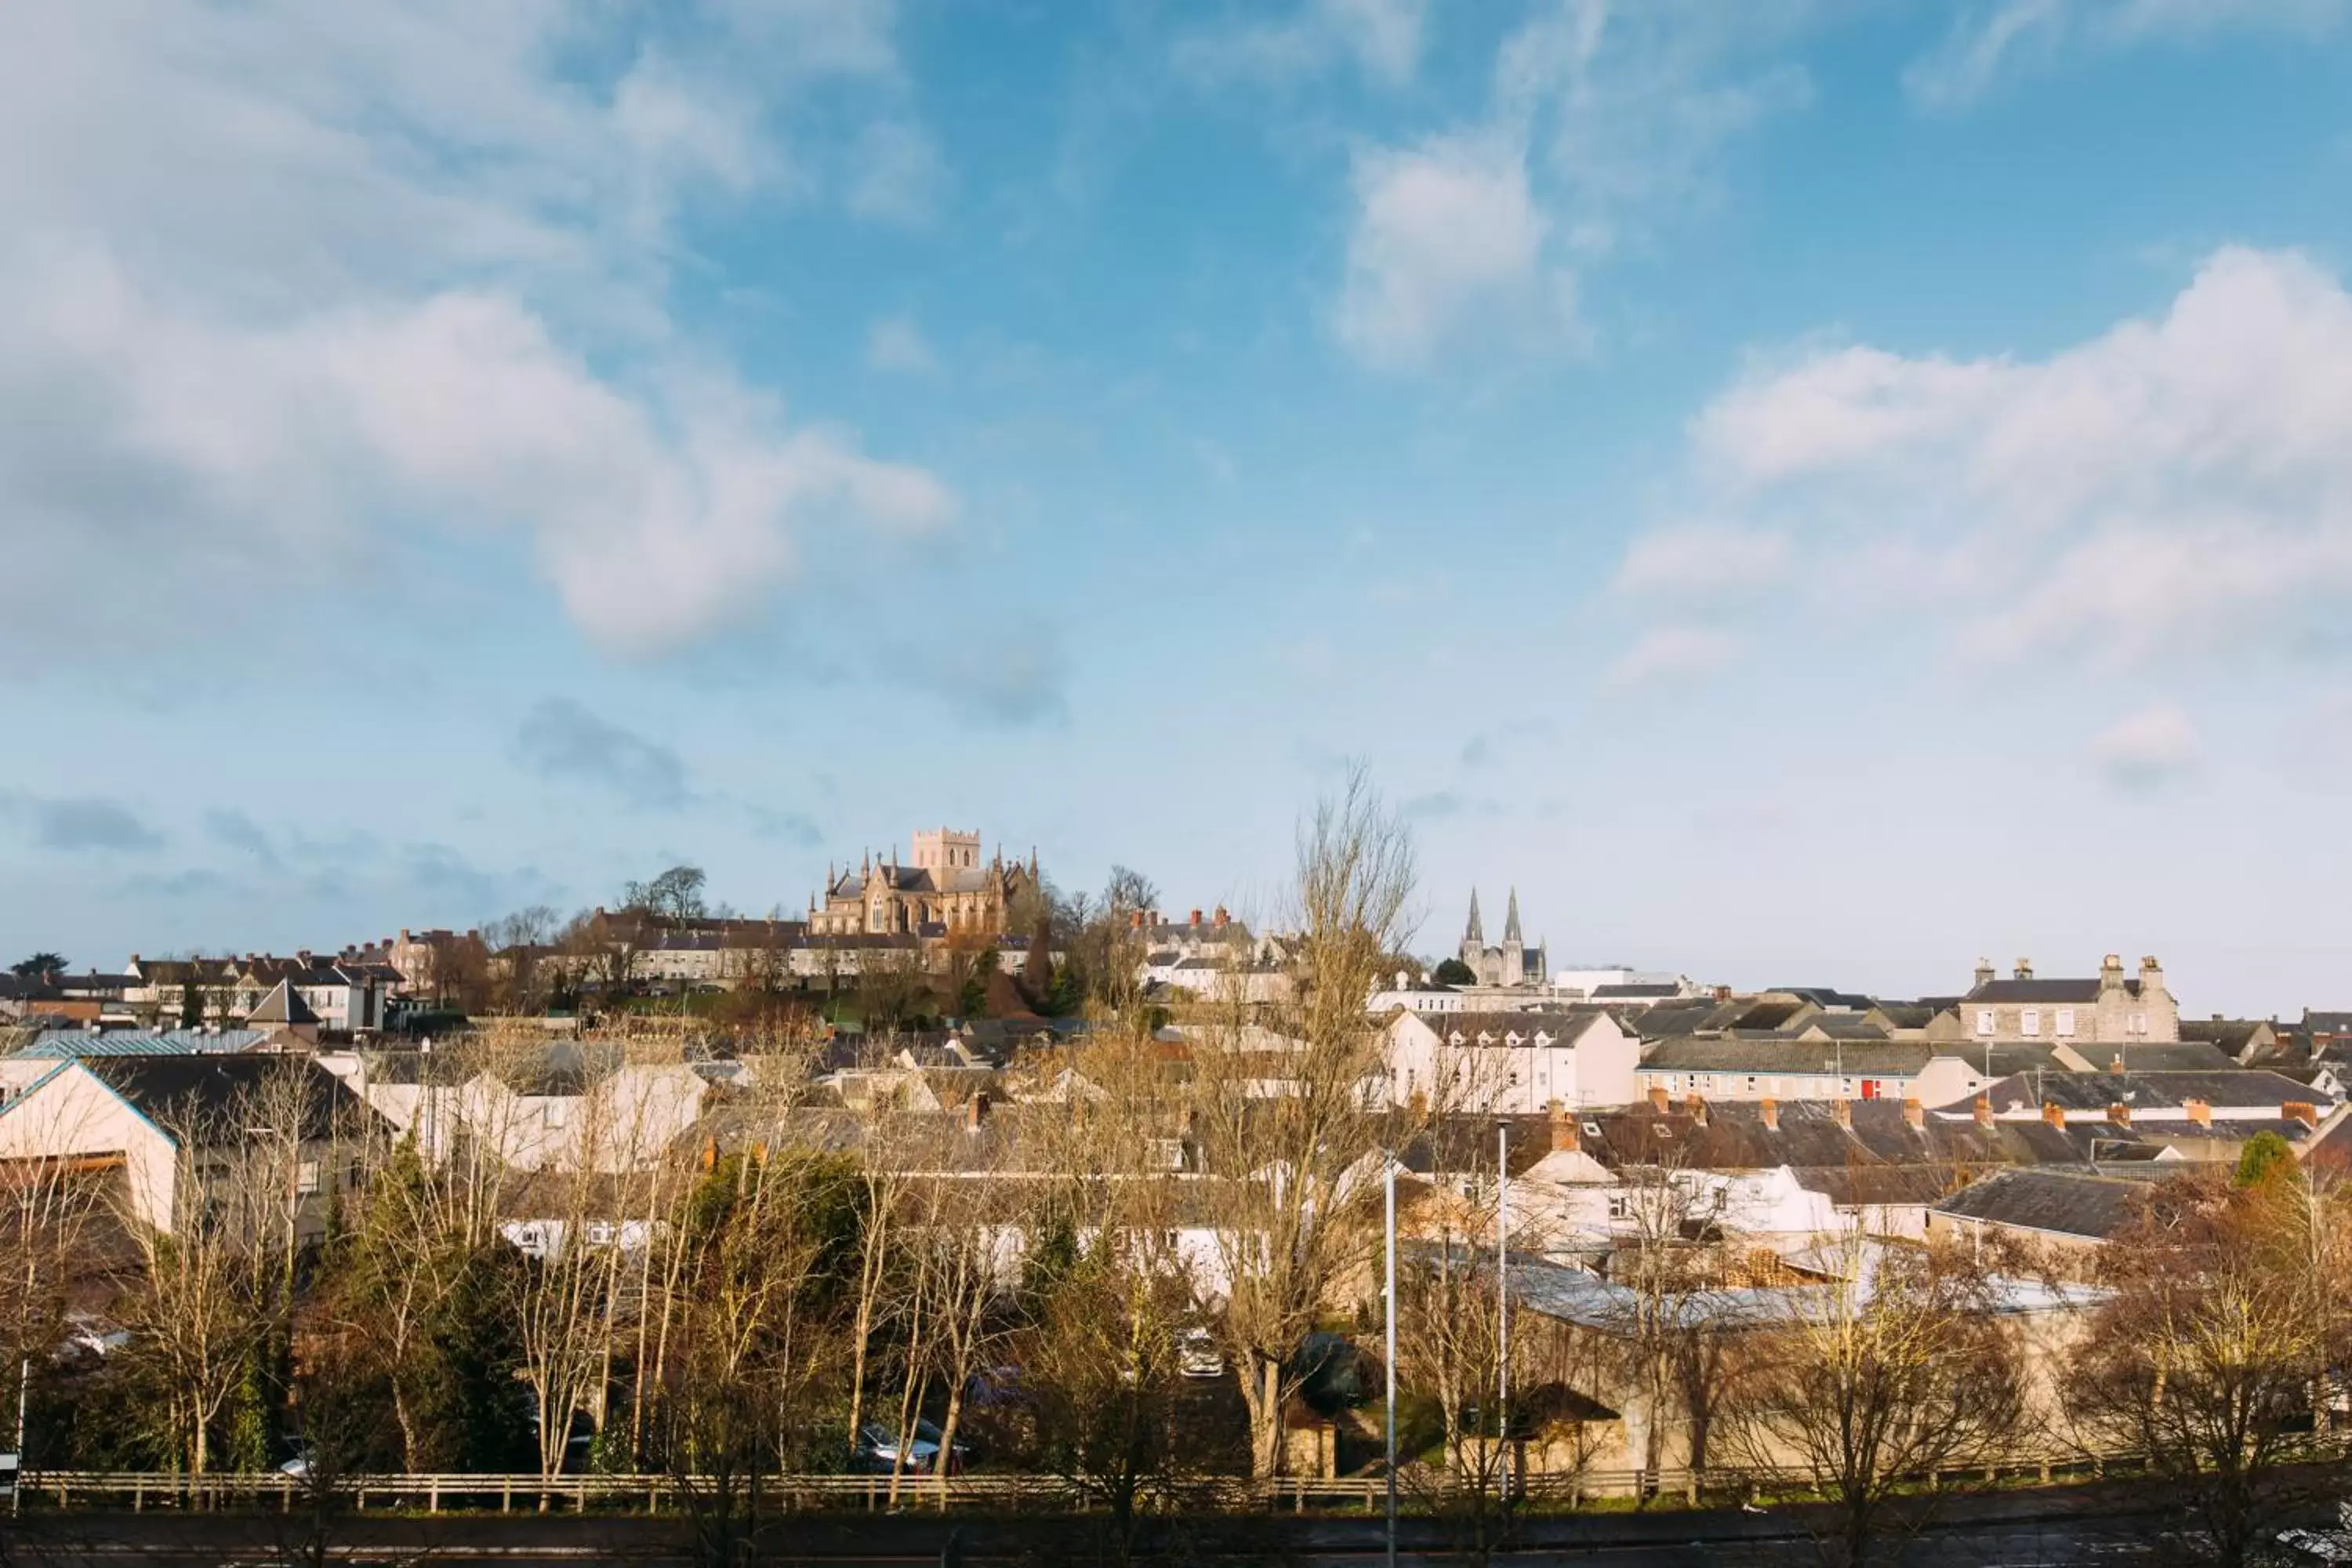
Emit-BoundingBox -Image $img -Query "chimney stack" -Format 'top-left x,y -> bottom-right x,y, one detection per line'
2107,1102 -> 2131,1127
1646,1085 -> 1669,1114
1973,1094 -> 1994,1131
2013,958 -> 2033,981
2100,954 -> 2125,994
966,1090 -> 991,1131
1759,1098 -> 1780,1131
1548,1106 -> 1579,1154
2183,1098 -> 2211,1128
1975,958 -> 1995,988
1130,909 -> 1145,930
1213,906 -> 1230,929
2285,1102 -> 2318,1128
1684,1093 -> 1708,1127
1902,1096 -> 1925,1131
2043,1102 -> 2068,1128
2140,956 -> 2164,995
2109,1054 -> 2126,1076
1189,908 -> 1203,927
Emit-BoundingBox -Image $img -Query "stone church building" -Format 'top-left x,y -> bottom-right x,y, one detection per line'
806,828 -> 1039,938
1457,888 -> 1548,989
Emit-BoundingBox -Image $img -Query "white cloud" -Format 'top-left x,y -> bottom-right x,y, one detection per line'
1906,0 -> 2347,108
1690,247 -> 2352,666
0,1 -> 954,653
847,118 -> 949,228
866,314 -> 943,376
2088,702 -> 2200,789
1604,624 -> 1740,688
1615,524 -> 1791,597
1334,135 -> 1570,370
1174,0 -> 1427,89
1331,2 -> 1815,369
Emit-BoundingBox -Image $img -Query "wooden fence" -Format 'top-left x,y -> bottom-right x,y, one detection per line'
9,1454 -> 2139,1517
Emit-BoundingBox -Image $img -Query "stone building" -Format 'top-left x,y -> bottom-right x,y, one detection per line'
1945,955 -> 2180,1045
1455,887 -> 1547,989
806,828 -> 1040,938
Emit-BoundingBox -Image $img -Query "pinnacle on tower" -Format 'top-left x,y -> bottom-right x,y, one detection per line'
1464,888 -> 1485,946
1504,887 -> 1523,946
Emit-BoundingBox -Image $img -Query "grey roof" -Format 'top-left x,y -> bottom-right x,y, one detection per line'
2064,1040 -> 2237,1073
81,1057 -> 358,1141
1965,978 -> 2145,1004
1414,1008 -> 1614,1048
245,980 -> 319,1026
1641,1038 -> 1932,1075
1980,1069 -> 2323,1114
20,1028 -> 267,1058
1931,1167 -> 2173,1240
1591,982 -> 1680,999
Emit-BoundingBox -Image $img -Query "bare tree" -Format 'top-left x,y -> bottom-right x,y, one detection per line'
1194,768 -> 1417,1476
1726,1232 -> 2028,1568
2066,1169 -> 2352,1567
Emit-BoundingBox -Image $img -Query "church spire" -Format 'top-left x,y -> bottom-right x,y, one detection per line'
1464,888 -> 1485,946
1504,887 -> 1523,946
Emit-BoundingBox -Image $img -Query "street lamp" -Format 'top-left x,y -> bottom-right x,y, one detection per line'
1383,1149 -> 1398,1568
1497,1120 -> 1510,1496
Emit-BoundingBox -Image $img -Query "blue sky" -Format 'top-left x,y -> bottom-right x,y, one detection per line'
5,0 -> 2352,1014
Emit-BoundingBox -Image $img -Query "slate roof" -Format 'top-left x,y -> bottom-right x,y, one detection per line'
1978,1069 -> 2322,1115
81,1056 -> 357,1140
245,980 -> 320,1026
1931,1167 -> 2174,1241
1417,1008 -> 1613,1045
1641,1038 -> 1932,1076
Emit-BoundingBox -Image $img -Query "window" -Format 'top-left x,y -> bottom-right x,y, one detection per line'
2020,1007 -> 2041,1037
296,1160 -> 321,1196
1606,1194 -> 1631,1221
2131,1011 -> 2147,1037
1976,1009 -> 1995,1037
2055,1008 -> 2076,1038
1745,1076 -> 1759,1094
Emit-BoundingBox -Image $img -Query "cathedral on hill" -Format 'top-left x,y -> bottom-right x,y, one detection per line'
806,827 -> 1039,938
1457,888 -> 1548,989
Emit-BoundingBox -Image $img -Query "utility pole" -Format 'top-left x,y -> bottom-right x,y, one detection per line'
1383,1153 -> 1398,1568
1496,1120 -> 1510,1499
13,1183 -> 31,1516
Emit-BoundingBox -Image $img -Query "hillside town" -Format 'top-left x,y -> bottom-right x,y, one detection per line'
5,805 -> 2350,1565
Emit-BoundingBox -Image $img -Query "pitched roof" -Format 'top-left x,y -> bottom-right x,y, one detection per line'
1641,1038 -> 1932,1076
21,1029 -> 266,1058
82,1056 -> 357,1141
245,980 -> 320,1026
1415,1008 -> 1613,1045
1978,1068 -> 2323,1114
1931,1167 -> 2172,1240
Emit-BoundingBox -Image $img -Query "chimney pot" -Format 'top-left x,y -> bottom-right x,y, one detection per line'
1646,1085 -> 1669,1114
2014,958 -> 2033,981
1759,1097 -> 1780,1131
1973,1094 -> 1994,1130
1903,1096 -> 1925,1131
2110,1054 -> 2126,1076
1684,1092 -> 1707,1127
2043,1102 -> 2068,1128
2107,1102 -> 2131,1127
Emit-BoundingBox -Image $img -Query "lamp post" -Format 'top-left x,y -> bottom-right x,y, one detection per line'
1384,1152 -> 1398,1568
1496,1120 -> 1510,1499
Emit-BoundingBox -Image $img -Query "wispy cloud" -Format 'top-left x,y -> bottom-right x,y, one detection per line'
515,698 -> 691,808
1905,0 -> 2347,110
1604,624 -> 1741,688
10,794 -> 165,852
866,314 -> 942,376
2088,702 -> 2200,790
1174,0 -> 1428,89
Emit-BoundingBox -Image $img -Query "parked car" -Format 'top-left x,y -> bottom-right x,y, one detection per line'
1178,1327 -> 1226,1379
857,1420 -> 966,1475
